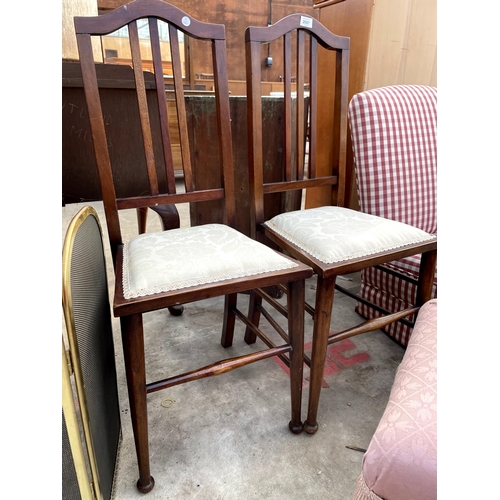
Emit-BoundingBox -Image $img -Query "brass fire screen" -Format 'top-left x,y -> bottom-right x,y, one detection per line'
62,206 -> 121,500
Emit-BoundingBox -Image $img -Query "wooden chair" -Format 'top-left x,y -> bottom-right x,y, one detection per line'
245,14 -> 437,435
348,85 -> 438,347
74,0 -> 312,493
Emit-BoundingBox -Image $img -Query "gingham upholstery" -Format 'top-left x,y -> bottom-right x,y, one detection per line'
348,85 -> 437,346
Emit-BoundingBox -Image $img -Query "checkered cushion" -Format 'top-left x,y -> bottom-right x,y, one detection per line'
349,85 -> 437,346
356,259 -> 437,346
349,85 -> 437,234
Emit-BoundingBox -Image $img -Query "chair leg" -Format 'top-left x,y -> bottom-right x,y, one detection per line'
221,293 -> 238,348
243,290 -> 262,345
287,279 -> 305,434
416,249 -> 437,307
120,314 -> 155,493
304,275 -> 336,434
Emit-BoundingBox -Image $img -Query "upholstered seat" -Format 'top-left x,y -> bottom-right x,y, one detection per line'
353,299 -> 437,500
123,224 -> 298,298
265,206 -> 435,265
348,85 -> 437,346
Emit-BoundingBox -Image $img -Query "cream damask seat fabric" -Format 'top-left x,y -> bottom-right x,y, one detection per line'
265,206 -> 435,265
123,224 -> 298,298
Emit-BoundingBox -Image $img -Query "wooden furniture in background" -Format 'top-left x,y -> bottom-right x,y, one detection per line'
245,13 -> 437,435
188,95 -> 307,238
308,0 -> 437,210
63,0 -> 102,61
63,62 -> 170,205
62,61 -> 306,241
95,0 -> 317,83
74,0 -> 312,492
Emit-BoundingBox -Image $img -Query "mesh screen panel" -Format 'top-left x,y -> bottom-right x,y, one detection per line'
70,214 -> 121,500
62,408 -> 82,500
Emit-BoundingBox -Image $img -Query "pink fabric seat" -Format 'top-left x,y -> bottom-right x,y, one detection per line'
348,85 -> 437,346
352,299 -> 437,500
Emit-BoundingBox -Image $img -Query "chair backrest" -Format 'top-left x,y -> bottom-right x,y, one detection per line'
245,14 -> 350,238
348,85 -> 437,234
74,0 -> 235,259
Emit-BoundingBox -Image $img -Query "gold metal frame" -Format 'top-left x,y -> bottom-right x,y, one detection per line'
62,205 -> 103,500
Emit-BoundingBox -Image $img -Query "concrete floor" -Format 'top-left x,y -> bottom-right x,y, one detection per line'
62,199 -> 406,500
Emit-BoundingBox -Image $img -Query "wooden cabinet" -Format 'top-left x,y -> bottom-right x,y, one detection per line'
308,0 -> 437,210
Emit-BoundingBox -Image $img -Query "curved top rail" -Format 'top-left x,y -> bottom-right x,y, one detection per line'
74,0 -> 225,41
245,13 -> 349,50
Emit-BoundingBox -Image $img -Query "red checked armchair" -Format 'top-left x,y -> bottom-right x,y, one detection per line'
348,85 -> 437,346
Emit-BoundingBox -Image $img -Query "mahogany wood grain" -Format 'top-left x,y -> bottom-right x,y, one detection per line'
327,307 -> 420,344
120,313 -> 154,493
245,13 -> 438,435
303,275 -> 335,434
146,344 -> 292,393
75,1 -> 313,492
95,0 -> 318,84
149,18 -> 176,193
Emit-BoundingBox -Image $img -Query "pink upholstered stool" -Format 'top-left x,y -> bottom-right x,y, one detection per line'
353,299 -> 437,500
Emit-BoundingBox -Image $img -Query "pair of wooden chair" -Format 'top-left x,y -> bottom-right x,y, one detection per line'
74,0 -> 437,492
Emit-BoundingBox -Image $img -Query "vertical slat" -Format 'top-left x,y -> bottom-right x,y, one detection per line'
169,25 -> 193,192
335,48 -> 349,207
308,36 -> 318,180
246,39 -> 265,233
212,38 -> 236,228
76,33 -> 122,256
149,18 -> 176,194
128,20 -> 159,195
296,30 -> 305,180
283,33 -> 292,181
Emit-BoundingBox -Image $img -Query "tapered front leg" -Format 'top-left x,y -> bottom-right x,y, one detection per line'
221,293 -> 238,347
287,279 -> 305,434
304,275 -> 336,434
120,314 -> 155,493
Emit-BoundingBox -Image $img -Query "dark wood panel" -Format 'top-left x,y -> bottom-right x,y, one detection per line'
62,62 -> 170,204
188,95 -> 305,237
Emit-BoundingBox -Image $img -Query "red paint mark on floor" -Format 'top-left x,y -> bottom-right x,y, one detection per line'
273,337 -> 370,388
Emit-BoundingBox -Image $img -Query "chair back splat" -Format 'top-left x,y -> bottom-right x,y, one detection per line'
245,14 -> 437,435
75,0 -> 313,493
75,0 -> 235,260
246,13 -> 350,241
